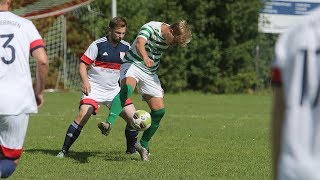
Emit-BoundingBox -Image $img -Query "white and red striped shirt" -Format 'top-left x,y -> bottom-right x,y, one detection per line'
0,11 -> 45,115
80,36 -> 130,92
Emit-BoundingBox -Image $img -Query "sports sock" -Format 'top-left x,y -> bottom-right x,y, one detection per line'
140,108 -> 165,149
0,159 -> 16,178
125,124 -> 138,153
61,121 -> 82,152
107,84 -> 133,125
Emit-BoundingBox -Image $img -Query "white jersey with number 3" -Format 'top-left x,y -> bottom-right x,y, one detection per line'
0,11 -> 45,115
272,7 -> 320,180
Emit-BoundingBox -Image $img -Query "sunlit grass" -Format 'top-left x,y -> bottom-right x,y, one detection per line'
12,92 -> 272,179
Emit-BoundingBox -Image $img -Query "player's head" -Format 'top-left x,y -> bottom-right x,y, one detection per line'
168,20 -> 192,47
108,16 -> 127,43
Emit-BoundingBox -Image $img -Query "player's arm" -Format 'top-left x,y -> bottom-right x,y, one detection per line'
79,41 -> 98,96
32,47 -> 49,107
271,80 -> 285,180
136,37 -> 154,67
79,61 -> 90,96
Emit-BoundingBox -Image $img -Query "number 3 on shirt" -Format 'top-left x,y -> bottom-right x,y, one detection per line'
0,34 -> 15,64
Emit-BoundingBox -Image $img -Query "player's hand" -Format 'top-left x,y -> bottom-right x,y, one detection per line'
82,81 -> 91,96
144,58 -> 154,68
35,93 -> 44,108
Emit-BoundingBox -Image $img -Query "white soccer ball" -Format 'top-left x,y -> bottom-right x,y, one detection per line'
131,110 -> 152,131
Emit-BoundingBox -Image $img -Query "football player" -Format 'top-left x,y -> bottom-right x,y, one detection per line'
272,7 -> 320,180
0,0 -> 49,178
57,17 -> 139,158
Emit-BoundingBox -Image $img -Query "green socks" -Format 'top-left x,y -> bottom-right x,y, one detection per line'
107,85 -> 165,150
107,84 -> 133,125
141,108 -> 165,148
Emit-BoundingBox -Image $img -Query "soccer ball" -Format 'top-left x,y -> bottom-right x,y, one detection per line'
131,110 -> 152,131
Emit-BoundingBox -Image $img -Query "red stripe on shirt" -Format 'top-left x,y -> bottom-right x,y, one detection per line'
0,145 -> 23,159
30,39 -> 45,49
271,67 -> 282,86
94,61 -> 121,70
80,55 -> 121,70
81,54 -> 93,65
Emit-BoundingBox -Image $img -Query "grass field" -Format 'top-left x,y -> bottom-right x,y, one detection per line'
11,92 -> 272,179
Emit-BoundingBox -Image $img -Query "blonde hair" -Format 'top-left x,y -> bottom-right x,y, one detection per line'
170,20 -> 192,47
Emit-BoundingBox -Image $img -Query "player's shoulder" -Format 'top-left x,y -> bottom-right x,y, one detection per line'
142,21 -> 161,28
277,8 -> 320,48
91,36 -> 108,46
119,40 -> 130,48
141,21 -> 162,34
282,8 -> 320,40
275,10 -> 320,68
7,12 -> 34,26
94,36 -> 108,43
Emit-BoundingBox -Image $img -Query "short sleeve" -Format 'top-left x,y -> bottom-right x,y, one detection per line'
271,66 -> 282,86
271,31 -> 291,87
26,21 -> 45,53
137,23 -> 152,41
80,42 -> 98,65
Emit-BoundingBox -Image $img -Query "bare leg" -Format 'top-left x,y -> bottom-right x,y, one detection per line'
57,104 -> 94,157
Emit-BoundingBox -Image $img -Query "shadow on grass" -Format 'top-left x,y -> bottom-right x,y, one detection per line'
24,149 -> 140,163
102,150 -> 140,162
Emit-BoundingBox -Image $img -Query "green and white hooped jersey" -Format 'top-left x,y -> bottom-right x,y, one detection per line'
123,21 -> 169,74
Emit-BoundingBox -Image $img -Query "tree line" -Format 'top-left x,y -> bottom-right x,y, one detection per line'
106,0 -> 275,93
16,0 -> 276,93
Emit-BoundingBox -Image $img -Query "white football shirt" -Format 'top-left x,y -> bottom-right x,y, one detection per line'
272,7 -> 320,180
80,36 -> 130,100
0,11 -> 45,115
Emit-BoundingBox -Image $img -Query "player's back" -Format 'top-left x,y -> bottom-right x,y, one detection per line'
274,7 -> 320,179
124,21 -> 169,75
0,11 -> 44,115
0,12 -> 34,64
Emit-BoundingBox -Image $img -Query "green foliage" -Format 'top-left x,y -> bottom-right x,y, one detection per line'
256,33 -> 278,89
96,0 -> 266,93
13,92 -> 271,179
13,0 -> 275,93
178,0 -> 264,93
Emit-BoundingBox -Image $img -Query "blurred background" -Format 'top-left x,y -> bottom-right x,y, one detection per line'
11,0 -> 310,94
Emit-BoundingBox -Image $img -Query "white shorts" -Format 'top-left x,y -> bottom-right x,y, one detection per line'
80,82 -> 133,115
80,79 -> 120,114
120,63 -> 164,98
0,114 -> 29,159
82,79 -> 120,103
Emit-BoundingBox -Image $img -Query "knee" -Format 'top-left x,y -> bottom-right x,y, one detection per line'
76,106 -> 94,125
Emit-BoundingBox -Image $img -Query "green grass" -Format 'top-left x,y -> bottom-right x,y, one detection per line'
11,92 -> 272,179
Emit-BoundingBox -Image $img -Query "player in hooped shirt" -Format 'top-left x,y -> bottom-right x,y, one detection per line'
0,0 -> 49,178
98,20 -> 192,161
56,17 -> 139,158
271,7 -> 320,180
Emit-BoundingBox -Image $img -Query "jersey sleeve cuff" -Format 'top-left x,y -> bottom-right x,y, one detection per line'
271,67 -> 282,86
80,54 -> 93,65
30,39 -> 46,54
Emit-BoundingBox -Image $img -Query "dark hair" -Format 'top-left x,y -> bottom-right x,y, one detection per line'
109,17 -> 127,29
